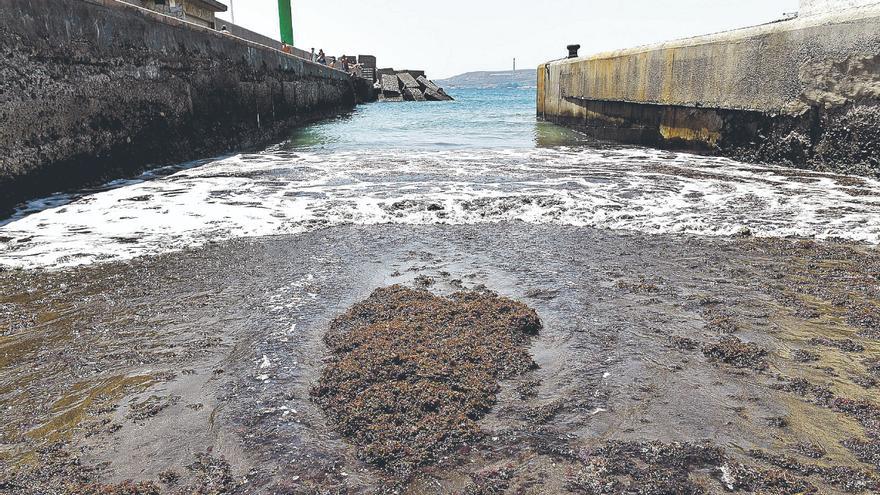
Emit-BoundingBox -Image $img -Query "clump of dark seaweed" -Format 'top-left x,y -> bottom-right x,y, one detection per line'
567,441 -> 724,495
126,395 -> 180,422
0,443 -> 161,495
772,375 -> 880,432
853,374 -> 878,389
809,338 -> 865,353
791,442 -> 826,459
183,453 -> 238,494
524,399 -> 567,425
850,305 -> 880,338
832,398 -> 880,431
748,449 -> 880,492
791,349 -> 820,363
720,462 -> 818,494
843,438 -> 880,472
458,464 -> 517,495
740,239 -> 880,339
668,335 -> 700,351
865,358 -> 880,377
311,285 -> 541,475
705,313 -> 740,335
702,337 -> 768,370
770,376 -> 835,404
71,481 -> 161,495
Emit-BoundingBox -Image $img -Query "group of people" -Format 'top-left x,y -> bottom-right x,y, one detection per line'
216,28 -> 362,76
309,48 -> 363,77
311,48 -> 327,65
216,29 -> 363,77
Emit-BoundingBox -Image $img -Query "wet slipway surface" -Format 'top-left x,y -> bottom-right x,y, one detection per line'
2,88 -> 880,493
2,223 -> 880,493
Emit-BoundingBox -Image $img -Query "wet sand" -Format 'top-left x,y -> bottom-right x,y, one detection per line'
1,223 -> 880,493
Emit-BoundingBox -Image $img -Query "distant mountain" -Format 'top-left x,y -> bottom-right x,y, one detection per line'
435,69 -> 537,89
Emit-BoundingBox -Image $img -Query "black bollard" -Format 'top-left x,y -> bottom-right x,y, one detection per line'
567,44 -> 581,59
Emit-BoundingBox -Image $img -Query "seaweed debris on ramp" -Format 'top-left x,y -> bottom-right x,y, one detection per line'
310,285 -> 540,476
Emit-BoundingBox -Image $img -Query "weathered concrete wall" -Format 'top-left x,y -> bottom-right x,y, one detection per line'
120,0 -> 227,30
216,22 -> 314,61
220,22 -> 285,51
0,0 -> 373,212
801,0 -> 880,16
538,7 -> 880,175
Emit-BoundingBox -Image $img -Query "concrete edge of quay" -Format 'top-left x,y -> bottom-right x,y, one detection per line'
538,5 -> 880,176
0,0 -> 375,214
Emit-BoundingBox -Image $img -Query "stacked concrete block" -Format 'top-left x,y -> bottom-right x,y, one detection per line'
379,73 -> 403,101
416,76 -> 453,101
398,72 -> 420,89
404,87 -> 426,101
376,70 -> 453,102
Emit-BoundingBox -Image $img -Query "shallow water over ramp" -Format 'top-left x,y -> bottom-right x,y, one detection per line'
1,88 -> 879,269
1,145 -> 879,269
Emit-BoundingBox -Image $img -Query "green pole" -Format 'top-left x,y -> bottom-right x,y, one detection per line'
278,0 -> 293,46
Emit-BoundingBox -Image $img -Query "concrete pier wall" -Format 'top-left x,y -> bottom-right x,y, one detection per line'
801,0 -> 879,16
538,6 -> 880,175
0,0 -> 372,212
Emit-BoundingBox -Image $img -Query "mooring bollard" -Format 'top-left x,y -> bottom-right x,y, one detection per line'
567,44 -> 581,59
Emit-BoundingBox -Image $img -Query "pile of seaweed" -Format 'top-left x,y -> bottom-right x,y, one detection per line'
311,285 -> 541,475
0,444 -> 237,494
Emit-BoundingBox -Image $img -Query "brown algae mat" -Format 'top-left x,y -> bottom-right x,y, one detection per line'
311,285 -> 541,475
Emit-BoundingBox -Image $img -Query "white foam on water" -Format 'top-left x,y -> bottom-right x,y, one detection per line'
1,146 -> 879,270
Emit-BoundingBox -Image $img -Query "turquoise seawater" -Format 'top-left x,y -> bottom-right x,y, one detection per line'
289,87 -> 582,150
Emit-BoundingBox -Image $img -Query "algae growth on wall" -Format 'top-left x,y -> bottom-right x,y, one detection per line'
538,5 -> 880,175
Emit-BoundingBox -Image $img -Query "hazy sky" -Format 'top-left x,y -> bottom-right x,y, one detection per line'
215,1 -> 799,79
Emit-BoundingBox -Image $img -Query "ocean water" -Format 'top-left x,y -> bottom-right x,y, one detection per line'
2,87 -> 880,269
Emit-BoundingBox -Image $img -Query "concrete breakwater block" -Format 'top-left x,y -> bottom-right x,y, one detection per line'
424,86 -> 453,101
418,76 -> 453,101
380,74 -> 401,95
397,72 -> 420,89
376,71 -> 453,102
404,87 -> 426,101
417,75 -> 440,92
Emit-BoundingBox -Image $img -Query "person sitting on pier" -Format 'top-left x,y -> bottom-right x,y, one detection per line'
317,49 -> 326,65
